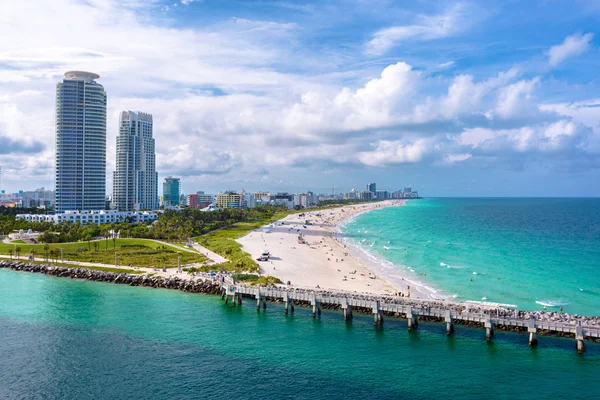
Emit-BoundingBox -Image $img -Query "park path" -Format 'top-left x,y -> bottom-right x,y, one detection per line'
190,242 -> 227,264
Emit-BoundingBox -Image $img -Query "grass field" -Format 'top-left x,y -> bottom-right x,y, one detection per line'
0,238 -> 207,268
36,262 -> 144,275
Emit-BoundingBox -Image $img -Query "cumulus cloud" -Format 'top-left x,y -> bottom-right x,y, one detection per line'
459,120 -> 588,154
494,78 -> 539,118
0,0 -> 599,192
547,32 -> 594,67
358,138 -> 437,166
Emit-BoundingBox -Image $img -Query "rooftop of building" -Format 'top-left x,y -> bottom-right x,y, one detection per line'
64,71 -> 100,81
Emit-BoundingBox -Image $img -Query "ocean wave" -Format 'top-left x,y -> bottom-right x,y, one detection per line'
535,300 -> 568,307
440,262 -> 467,269
340,235 -> 445,299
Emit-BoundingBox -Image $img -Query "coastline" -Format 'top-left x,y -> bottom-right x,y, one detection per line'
236,200 -> 431,298
335,207 -> 445,300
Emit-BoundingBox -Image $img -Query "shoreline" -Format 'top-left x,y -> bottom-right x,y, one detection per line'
236,200 -> 433,298
335,207 -> 445,300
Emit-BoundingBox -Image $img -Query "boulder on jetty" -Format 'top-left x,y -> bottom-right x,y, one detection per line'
0,261 -> 221,295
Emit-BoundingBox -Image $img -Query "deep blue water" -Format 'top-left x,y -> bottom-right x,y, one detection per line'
1,269 -> 599,399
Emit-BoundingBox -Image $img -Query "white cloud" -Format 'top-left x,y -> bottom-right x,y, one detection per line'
457,120 -> 588,154
438,61 -> 455,69
547,32 -> 594,67
358,138 -> 436,166
283,62 -> 420,134
444,153 -> 472,163
0,0 -> 598,191
366,4 -> 467,55
494,78 -> 539,118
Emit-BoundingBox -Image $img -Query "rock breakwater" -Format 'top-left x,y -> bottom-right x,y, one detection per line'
0,261 -> 222,295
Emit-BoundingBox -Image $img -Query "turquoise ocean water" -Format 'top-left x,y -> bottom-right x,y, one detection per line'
341,198 -> 600,315
1,269 -> 599,399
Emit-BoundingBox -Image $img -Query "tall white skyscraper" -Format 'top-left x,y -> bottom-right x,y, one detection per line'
55,71 -> 107,212
113,111 -> 158,211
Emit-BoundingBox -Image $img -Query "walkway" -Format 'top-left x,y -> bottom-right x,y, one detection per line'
190,242 -> 227,264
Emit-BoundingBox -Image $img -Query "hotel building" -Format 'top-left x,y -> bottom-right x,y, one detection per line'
55,71 -> 107,212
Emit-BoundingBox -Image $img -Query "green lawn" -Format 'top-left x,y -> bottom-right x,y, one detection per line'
10,239 -> 26,244
40,262 -> 145,275
0,238 -> 207,268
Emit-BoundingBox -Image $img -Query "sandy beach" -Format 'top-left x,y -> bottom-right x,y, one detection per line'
237,200 -> 429,298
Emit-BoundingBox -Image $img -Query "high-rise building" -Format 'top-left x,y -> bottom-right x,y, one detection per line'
162,177 -> 181,207
113,111 -> 158,211
55,71 -> 107,212
366,182 -> 376,194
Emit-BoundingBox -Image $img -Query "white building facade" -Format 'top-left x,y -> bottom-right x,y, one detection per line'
16,210 -> 157,225
113,111 -> 158,211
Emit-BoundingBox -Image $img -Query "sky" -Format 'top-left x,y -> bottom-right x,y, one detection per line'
0,0 -> 599,197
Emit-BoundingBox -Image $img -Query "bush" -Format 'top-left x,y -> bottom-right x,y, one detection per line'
232,273 -> 260,282
251,276 -> 282,286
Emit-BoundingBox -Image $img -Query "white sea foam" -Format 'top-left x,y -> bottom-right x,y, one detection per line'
481,297 -> 487,301
535,300 -> 568,307
472,272 -> 478,275
440,262 -> 447,267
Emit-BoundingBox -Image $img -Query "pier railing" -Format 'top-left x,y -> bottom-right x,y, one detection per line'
219,280 -> 599,353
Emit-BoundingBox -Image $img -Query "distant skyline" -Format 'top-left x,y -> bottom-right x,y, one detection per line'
1,0 -> 600,197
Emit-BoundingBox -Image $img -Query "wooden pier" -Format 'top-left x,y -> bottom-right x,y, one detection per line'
220,278 -> 599,353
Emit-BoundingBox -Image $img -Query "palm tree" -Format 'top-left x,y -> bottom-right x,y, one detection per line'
93,241 -> 99,252
15,246 -> 21,260
44,244 -> 50,262
8,249 -> 13,260
101,230 -> 109,250
29,249 -> 36,261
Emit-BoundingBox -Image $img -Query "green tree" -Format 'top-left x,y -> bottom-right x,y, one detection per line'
15,246 -> 21,260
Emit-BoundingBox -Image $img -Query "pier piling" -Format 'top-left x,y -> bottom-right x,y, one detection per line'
528,318 -> 537,346
445,310 -> 454,335
372,301 -> 383,326
311,295 -> 321,318
212,275 -> 600,352
576,326 -> 585,353
407,307 -> 418,331
341,298 -> 353,321
485,317 -> 494,341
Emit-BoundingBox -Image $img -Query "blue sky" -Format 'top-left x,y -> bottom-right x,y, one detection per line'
0,0 -> 599,196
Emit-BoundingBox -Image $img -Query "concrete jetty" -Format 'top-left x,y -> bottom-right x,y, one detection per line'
221,278 -> 599,353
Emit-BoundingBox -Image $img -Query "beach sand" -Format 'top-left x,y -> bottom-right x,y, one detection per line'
237,200 -> 429,298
